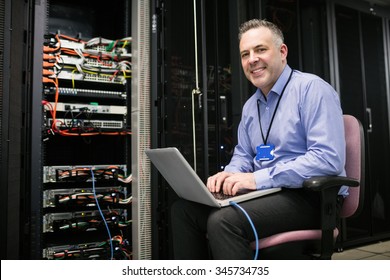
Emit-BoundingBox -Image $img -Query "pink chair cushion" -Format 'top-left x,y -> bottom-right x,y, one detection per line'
251,228 -> 339,250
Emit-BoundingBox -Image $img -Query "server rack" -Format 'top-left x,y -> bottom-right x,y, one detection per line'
25,0 -> 151,259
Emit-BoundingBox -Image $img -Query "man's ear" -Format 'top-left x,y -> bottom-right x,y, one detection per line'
280,44 -> 288,60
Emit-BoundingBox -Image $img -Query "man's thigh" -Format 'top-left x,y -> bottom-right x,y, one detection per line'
211,188 -> 321,239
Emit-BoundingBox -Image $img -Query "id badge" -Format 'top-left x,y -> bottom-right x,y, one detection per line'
256,144 -> 275,161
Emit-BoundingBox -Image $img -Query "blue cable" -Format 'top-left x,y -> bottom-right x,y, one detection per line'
229,201 -> 259,260
90,167 -> 114,260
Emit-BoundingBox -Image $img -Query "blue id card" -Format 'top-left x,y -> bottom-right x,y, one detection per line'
256,144 -> 275,161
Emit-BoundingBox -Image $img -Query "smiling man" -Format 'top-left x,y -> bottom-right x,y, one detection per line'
239,21 -> 287,96
170,19 -> 347,260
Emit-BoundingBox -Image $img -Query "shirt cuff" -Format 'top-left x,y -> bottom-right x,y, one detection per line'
254,168 -> 273,190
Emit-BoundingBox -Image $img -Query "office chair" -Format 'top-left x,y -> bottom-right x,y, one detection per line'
250,114 -> 365,259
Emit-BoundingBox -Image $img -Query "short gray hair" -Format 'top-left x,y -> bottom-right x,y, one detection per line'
238,19 -> 284,47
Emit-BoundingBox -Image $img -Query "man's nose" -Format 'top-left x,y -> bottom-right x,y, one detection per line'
248,52 -> 258,63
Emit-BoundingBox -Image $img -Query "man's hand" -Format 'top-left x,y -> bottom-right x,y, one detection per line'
207,172 -> 256,196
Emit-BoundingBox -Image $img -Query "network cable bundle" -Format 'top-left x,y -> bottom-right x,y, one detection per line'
41,32 -> 133,260
42,33 -> 132,137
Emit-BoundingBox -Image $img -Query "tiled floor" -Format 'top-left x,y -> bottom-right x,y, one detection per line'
332,239 -> 390,260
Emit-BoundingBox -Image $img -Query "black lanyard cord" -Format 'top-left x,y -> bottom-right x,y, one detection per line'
257,69 -> 294,145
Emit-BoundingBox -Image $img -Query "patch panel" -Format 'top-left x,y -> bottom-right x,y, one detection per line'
43,86 -> 127,99
56,69 -> 127,84
60,54 -> 84,66
60,55 -> 120,69
59,39 -> 85,51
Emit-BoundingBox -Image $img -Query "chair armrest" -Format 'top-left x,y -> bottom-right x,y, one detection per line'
302,176 -> 359,192
301,176 -> 359,259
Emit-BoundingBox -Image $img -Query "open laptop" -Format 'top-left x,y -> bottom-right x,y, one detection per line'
145,147 -> 281,208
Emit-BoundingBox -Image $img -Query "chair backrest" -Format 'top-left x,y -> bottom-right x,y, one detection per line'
340,114 -> 365,218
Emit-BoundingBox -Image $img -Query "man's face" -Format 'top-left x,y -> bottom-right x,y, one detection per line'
239,27 -> 287,95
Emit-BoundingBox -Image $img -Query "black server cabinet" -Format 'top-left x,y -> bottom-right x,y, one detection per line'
28,0 -> 134,259
1,0 -> 31,260
334,3 -> 390,247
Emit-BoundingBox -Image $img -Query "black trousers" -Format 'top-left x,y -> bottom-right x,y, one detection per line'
170,188 -> 322,260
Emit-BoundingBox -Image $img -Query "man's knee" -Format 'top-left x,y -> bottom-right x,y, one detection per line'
207,208 -> 241,236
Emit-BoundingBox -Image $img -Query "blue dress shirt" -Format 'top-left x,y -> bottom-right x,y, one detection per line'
224,65 -> 348,196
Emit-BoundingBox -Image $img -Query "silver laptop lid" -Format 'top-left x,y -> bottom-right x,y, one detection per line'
145,147 -> 221,207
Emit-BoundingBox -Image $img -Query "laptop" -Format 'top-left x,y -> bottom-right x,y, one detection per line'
145,147 -> 281,208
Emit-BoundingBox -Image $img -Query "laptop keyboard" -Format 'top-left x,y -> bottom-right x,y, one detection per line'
211,191 -> 234,200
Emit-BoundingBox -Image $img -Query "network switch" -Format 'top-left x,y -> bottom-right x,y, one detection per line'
54,102 -> 127,115
46,118 -> 125,130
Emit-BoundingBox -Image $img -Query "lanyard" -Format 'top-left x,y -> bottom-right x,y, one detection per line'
256,69 -> 294,145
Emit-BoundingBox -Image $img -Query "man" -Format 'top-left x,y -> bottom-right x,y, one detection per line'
171,19 -> 346,259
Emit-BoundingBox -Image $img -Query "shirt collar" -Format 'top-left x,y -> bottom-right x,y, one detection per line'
256,64 -> 292,100
269,64 -> 292,96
